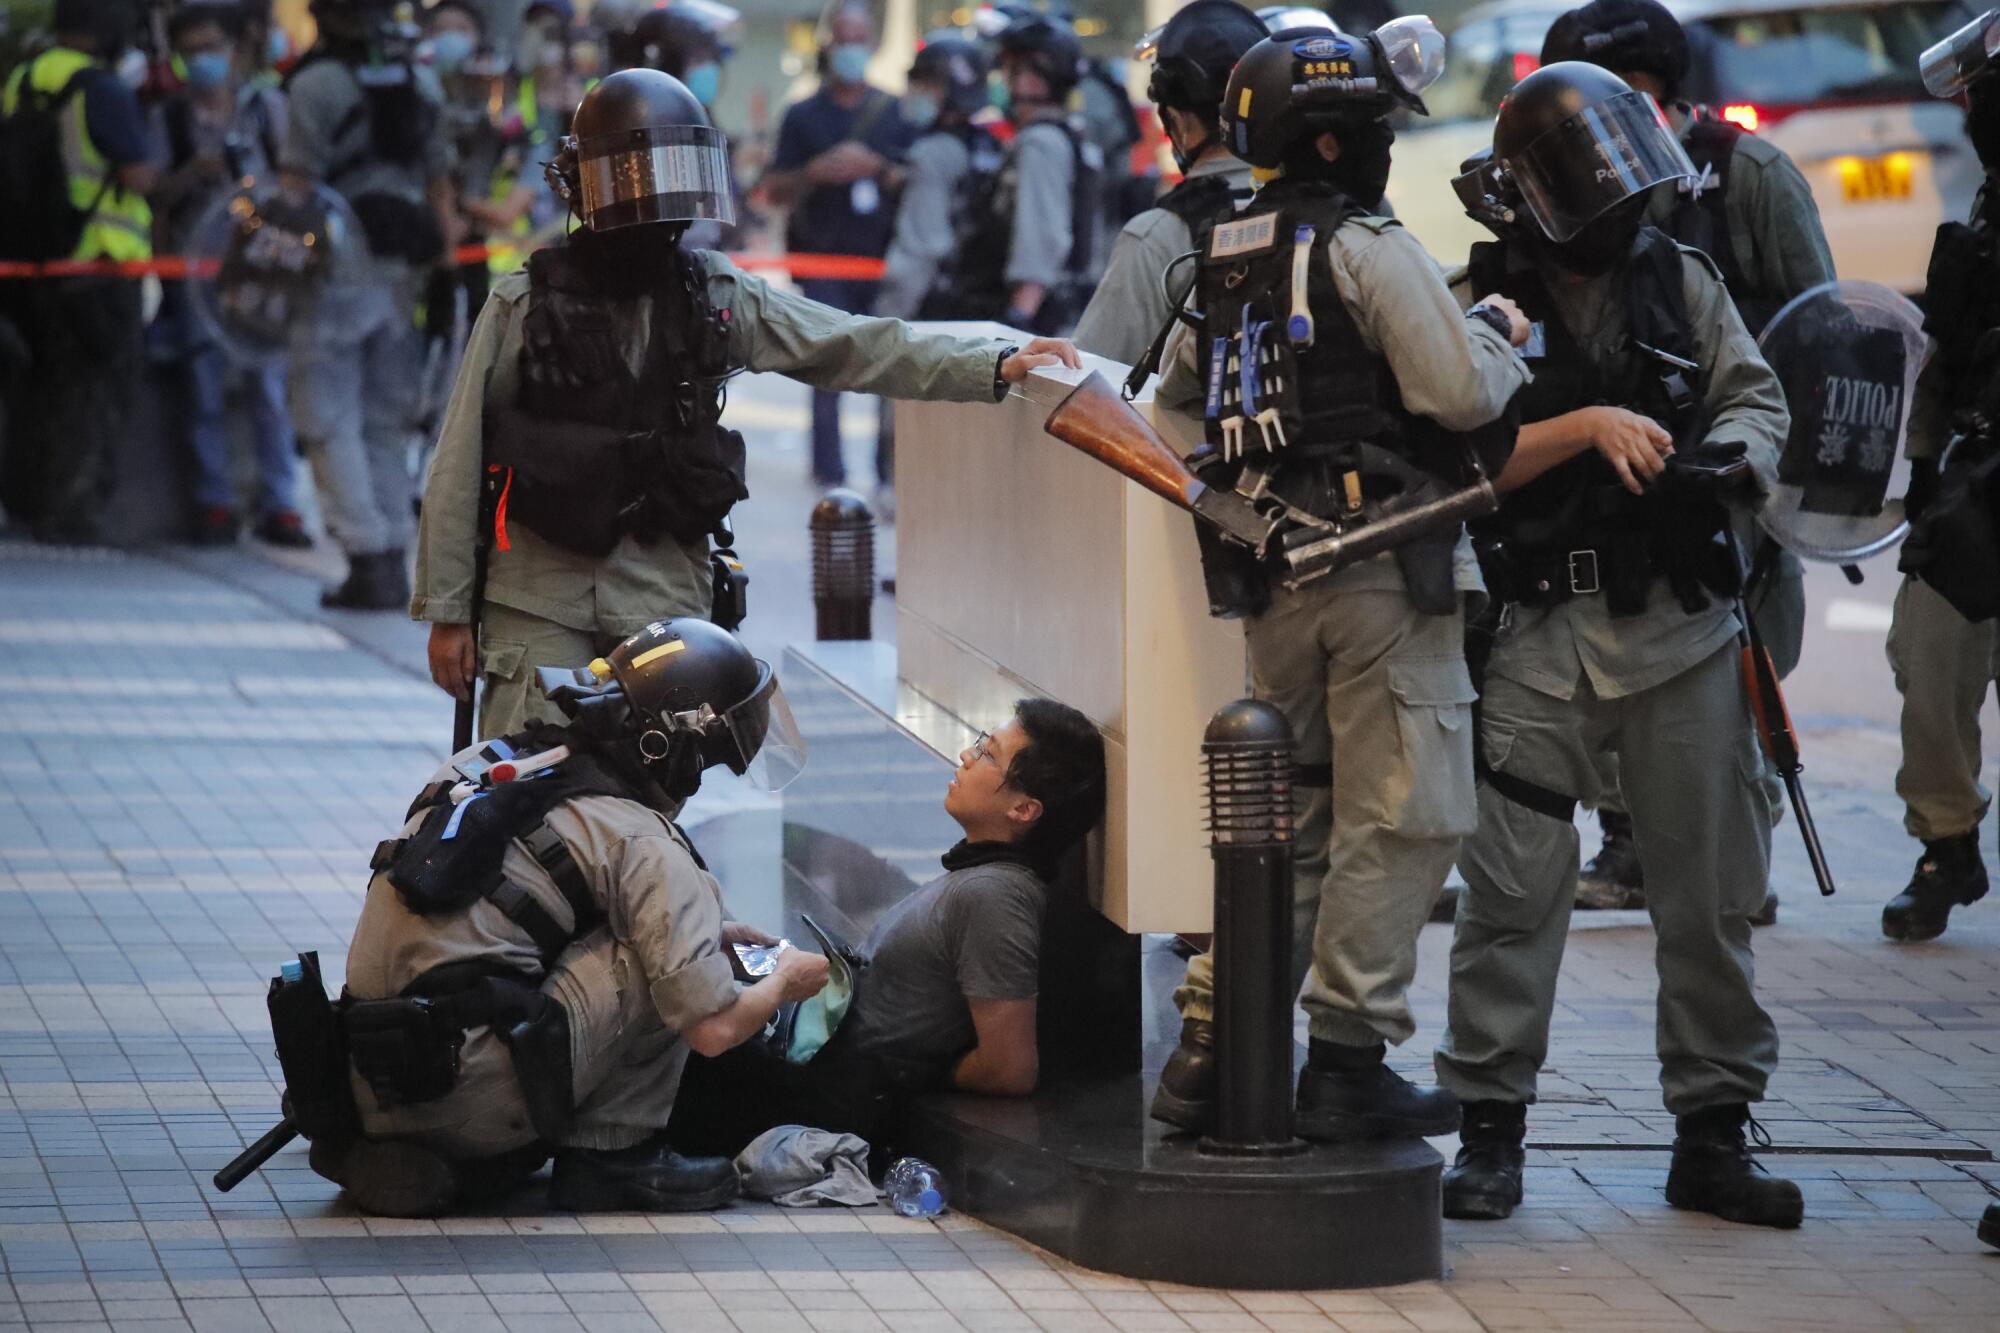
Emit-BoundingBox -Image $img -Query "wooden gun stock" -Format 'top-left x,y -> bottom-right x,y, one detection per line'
1043,372 -> 1204,510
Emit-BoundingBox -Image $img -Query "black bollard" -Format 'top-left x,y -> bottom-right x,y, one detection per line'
1201,699 -> 1306,1156
810,489 -> 875,641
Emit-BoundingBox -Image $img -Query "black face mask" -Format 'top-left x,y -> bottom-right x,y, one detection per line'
1969,79 -> 2000,175
571,222 -> 688,289
1546,197 -> 1644,276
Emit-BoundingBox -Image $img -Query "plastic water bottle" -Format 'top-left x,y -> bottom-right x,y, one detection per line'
883,1157 -> 946,1218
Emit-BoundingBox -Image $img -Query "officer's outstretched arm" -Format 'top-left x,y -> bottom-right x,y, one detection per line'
1349,227 -> 1529,432
715,255 -> 1078,402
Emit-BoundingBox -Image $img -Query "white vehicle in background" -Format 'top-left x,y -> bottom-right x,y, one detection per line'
1387,0 -> 1983,294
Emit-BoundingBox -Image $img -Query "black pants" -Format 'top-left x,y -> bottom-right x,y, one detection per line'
16,276 -> 142,538
666,1034 -> 905,1161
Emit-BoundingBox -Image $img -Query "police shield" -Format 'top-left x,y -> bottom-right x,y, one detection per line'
186,181 -> 363,368
1755,279 -> 1928,562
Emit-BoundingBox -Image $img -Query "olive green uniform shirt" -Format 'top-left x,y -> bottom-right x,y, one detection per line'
1650,107 -> 1835,315
1446,246 -> 1791,701
412,249 -> 1009,635
1073,153 -> 1254,368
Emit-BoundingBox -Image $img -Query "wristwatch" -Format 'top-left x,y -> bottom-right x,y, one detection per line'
993,345 -> 1019,401
1466,302 -> 1513,341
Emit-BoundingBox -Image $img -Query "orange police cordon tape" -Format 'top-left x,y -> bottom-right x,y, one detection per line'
0,245 -> 886,281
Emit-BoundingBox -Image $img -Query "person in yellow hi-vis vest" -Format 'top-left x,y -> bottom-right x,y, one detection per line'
1,0 -> 158,544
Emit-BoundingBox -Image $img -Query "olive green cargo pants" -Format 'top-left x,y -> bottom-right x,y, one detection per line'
1435,644 -> 1779,1114
1174,582 -> 1478,1048
475,604 -> 619,741
1888,573 -> 2000,842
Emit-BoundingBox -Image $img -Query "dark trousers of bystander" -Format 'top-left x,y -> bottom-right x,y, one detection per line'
798,276 -> 894,488
666,1028 -> 905,1165
11,276 -> 141,541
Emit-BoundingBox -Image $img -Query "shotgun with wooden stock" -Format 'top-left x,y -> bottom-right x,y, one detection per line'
1041,371 -> 1498,589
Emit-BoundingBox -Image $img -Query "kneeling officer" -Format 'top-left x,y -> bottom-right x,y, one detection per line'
418,68 -> 1077,740
282,618 -> 830,1217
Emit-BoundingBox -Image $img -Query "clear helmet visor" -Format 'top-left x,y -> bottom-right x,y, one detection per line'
1507,89 -> 1693,241
1920,8 -> 2000,99
720,664 -> 807,792
1374,14 -> 1445,103
575,122 -> 736,229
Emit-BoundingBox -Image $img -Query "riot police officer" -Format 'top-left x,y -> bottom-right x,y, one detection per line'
416,69 -> 1078,740
282,0 -> 459,609
315,619 -> 830,1216
1147,22 -> 1532,1143
1435,62 -> 1800,1228
1540,0 -> 1832,920
930,13 -> 1102,333
1071,0 -> 1265,368
1880,10 -> 2000,942
877,34 -> 1000,321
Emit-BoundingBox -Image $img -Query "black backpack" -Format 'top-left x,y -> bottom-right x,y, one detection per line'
0,65 -> 109,262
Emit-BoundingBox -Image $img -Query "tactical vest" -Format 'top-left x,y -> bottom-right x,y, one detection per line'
1192,177 -> 1469,614
936,115 -> 1102,330
484,243 -> 746,559
1467,227 -> 1737,616
1,48 -> 152,262
913,123 -> 1008,320
284,51 -> 446,262
1921,183 -> 2000,423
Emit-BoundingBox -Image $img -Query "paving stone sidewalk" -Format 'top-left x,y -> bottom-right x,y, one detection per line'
0,536 -> 1995,1333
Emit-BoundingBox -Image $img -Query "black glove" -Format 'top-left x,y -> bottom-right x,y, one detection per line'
1906,456 -> 1941,521
1665,439 -> 1751,494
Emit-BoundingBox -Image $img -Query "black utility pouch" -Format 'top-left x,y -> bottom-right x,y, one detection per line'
268,951 -> 359,1141
343,996 -> 465,1108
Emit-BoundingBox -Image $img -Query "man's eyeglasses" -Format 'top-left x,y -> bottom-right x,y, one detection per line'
967,730 -> 1002,767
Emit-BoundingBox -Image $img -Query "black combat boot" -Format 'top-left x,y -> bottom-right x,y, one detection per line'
548,1133 -> 739,1213
1149,1018 -> 1216,1134
321,550 -> 411,611
1441,1100 -> 1527,1220
1979,1202 -> 1999,1250
1576,810 -> 1646,909
1882,833 -> 1988,942
1295,1039 -> 1460,1142
1664,1104 -> 1803,1229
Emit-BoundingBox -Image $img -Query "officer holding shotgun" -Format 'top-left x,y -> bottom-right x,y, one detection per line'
1142,20 -> 1531,1145
1435,63 -> 1800,1229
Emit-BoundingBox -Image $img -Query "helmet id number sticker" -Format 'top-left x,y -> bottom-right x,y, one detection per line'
1210,212 -> 1278,259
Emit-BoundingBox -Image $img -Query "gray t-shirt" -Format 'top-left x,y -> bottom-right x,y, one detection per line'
840,857 -> 1047,1076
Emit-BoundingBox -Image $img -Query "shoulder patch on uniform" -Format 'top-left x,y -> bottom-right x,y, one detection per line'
1674,241 -> 1725,283
1209,212 -> 1279,258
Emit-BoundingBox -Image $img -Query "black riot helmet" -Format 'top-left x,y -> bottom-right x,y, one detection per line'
1491,61 -> 1694,243
627,0 -> 740,77
306,0 -> 405,48
910,35 -> 992,118
538,619 -> 807,798
1135,0 -> 1268,119
998,13 -> 1082,99
1219,17 -> 1445,170
1541,0 -> 1690,103
548,68 -> 734,231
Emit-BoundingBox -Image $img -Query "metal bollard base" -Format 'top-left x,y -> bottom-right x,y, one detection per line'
899,1073 -> 1444,1290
